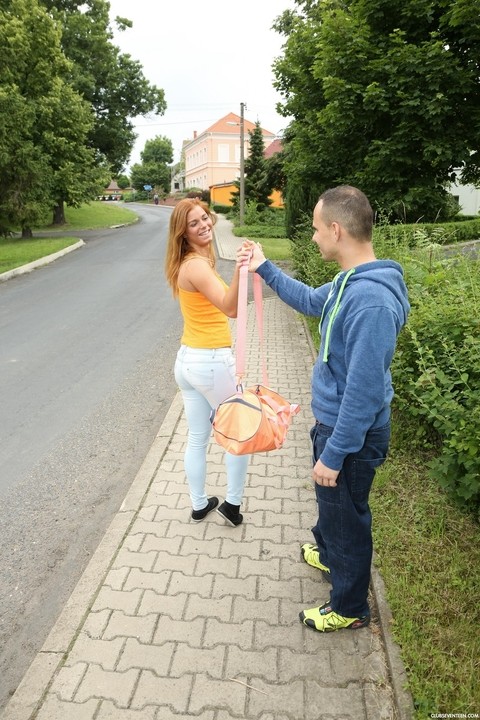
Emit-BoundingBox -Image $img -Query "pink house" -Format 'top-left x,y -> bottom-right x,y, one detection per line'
183,112 -> 276,190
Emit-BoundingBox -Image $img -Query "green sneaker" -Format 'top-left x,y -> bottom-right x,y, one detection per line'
300,543 -> 331,583
299,601 -> 370,633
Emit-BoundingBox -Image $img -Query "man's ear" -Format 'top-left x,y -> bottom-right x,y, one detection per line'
331,221 -> 341,242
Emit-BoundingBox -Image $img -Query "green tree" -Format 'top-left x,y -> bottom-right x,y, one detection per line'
0,0 -> 101,235
130,135 -> 173,193
231,122 -> 273,213
39,0 -> 167,220
116,175 -> 130,190
244,121 -> 272,211
273,0 -> 480,229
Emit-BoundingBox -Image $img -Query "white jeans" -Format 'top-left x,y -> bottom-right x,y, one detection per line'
174,345 -> 249,510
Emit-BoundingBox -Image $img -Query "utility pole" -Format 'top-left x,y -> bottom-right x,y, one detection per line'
239,101 -> 246,225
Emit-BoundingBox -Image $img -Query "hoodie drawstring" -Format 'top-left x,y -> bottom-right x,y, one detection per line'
319,268 -> 356,362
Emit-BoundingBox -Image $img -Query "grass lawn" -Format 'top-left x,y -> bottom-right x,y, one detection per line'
0,202 -> 139,273
250,236 -> 291,261
36,201 -> 138,231
0,237 -> 81,274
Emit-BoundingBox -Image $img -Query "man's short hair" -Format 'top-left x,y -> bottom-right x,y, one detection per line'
318,186 -> 373,241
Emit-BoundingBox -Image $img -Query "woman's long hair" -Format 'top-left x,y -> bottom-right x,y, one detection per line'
164,198 -> 217,297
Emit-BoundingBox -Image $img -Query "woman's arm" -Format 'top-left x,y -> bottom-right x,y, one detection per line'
181,247 -> 251,318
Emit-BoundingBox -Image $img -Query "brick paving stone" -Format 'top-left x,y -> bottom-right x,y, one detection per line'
218,537 -> 262,559
179,536 -> 222,557
226,646 -> 278,683
104,566 -> 130,590
74,665 -> 139,705
195,555 -> 237,577
82,609 -> 111,639
35,696 -> 99,720
238,556 -> 280,580
153,550 -> 197,574
49,662 -> 88,701
232,597 -> 279,624
113,549 -> 158,572
188,673 -> 247,716
96,700 -> 157,719
170,644 -> 225,678
124,569 -> 171,593
154,616 -> 205,646
212,574 -> 257,599
137,589 -> 188,618
116,637 -> 175,674
65,634 -> 124,670
204,618 -> 254,650
184,593 -> 233,621
254,619 -> 305,650
140,535 -> 182,554
258,576 -> 302,602
131,672 -> 192,713
247,678 -> 305,719
104,611 -> 157,643
167,571 -> 214,597
278,647 -> 332,682
92,587 -> 142,614
305,681 -> 365,720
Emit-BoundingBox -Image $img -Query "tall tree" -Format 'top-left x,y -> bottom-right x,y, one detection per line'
0,0 -> 100,235
273,0 -> 480,228
244,122 -> 272,211
41,0 -> 166,174
130,135 -> 173,193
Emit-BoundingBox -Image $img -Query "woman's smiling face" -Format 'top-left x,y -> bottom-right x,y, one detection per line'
185,204 -> 213,253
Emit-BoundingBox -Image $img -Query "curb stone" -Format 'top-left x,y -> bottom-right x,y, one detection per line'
0,240 -> 85,282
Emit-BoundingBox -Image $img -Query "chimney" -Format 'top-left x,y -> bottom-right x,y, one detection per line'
193,130 -> 197,139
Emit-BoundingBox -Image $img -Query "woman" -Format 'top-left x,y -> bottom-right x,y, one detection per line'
165,198 -> 250,526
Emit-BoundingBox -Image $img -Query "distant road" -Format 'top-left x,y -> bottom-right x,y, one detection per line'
0,204 -> 184,709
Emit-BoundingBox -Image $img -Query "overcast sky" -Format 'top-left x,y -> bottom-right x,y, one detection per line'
108,0 -> 297,170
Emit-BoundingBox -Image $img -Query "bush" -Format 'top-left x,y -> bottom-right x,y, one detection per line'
375,218 -> 480,247
291,212 -> 480,515
391,254 -> 480,515
232,225 -> 287,239
213,204 -> 232,215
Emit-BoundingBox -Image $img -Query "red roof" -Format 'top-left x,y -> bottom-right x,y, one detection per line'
202,113 -> 275,138
264,138 -> 283,158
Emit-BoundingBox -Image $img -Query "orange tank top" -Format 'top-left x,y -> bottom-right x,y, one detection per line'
178,278 -> 232,348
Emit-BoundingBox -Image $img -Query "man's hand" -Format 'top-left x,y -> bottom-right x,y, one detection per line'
312,459 -> 340,487
236,240 -> 266,272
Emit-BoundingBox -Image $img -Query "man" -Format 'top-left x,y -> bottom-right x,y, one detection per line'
242,186 -> 410,632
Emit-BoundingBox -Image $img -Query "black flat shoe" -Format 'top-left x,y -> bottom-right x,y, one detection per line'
216,500 -> 243,527
191,496 -> 219,522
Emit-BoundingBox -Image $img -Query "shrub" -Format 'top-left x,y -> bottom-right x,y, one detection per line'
232,225 -> 286,239
213,204 -> 232,215
376,218 -> 480,247
290,212 -> 480,514
392,254 -> 480,515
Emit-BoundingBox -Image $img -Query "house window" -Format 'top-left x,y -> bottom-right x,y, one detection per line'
217,144 -> 229,163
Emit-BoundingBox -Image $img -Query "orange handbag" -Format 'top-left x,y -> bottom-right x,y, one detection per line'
211,263 -> 300,455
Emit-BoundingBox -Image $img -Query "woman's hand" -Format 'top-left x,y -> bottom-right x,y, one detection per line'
236,241 -> 266,272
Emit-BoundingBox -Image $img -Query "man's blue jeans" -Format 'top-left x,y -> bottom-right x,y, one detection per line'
310,421 -> 390,618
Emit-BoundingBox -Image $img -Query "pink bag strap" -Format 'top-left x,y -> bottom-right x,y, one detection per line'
236,261 -> 268,386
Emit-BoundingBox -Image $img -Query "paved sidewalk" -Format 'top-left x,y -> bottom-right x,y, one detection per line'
1,216 -> 413,720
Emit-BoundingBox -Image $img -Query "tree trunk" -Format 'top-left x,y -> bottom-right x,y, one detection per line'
52,200 -> 66,225
21,227 -> 33,239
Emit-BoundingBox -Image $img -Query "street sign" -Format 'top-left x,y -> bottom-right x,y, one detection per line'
143,184 -> 152,191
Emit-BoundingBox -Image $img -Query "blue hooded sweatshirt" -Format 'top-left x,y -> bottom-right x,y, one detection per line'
256,259 -> 410,470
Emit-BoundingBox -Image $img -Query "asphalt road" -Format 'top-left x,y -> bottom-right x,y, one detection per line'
0,204 -> 195,710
